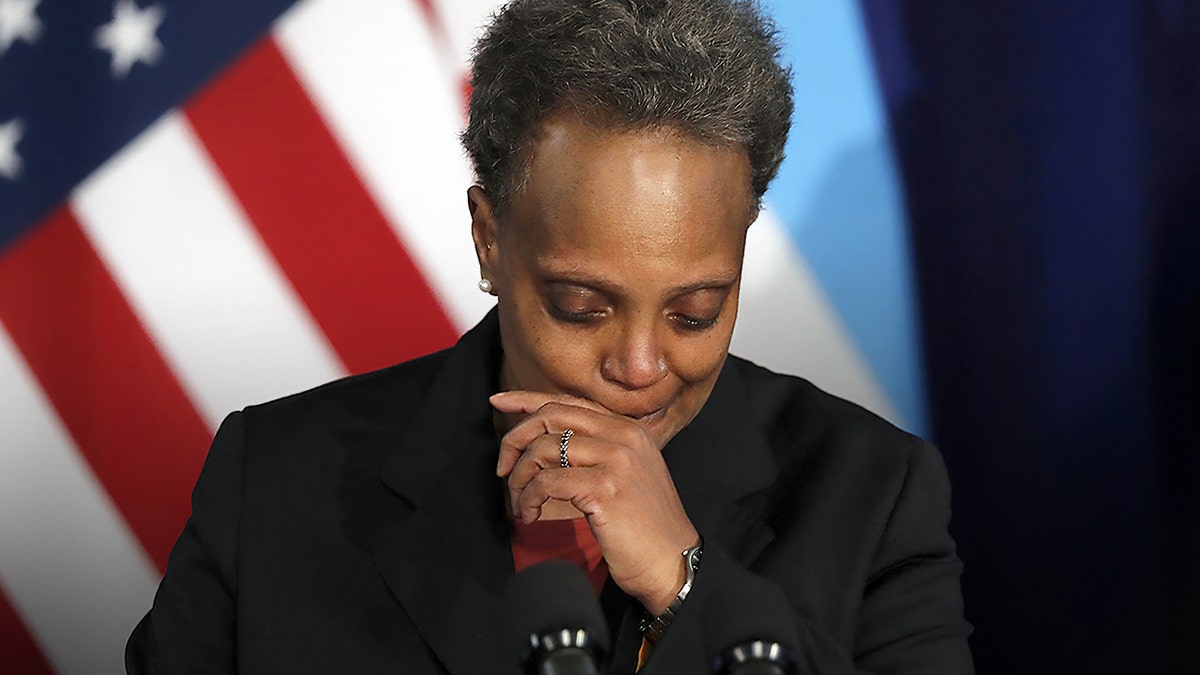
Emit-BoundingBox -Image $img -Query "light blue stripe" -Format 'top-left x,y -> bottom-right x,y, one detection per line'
762,0 -> 928,437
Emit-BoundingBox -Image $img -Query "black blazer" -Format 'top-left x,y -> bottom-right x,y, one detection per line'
127,310 -> 973,674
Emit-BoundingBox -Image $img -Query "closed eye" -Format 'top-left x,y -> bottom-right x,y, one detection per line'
548,305 -> 606,324
671,313 -> 719,332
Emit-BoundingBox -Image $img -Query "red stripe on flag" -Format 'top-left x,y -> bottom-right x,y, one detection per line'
413,0 -> 470,118
0,584 -> 53,675
185,39 -> 458,374
0,209 -> 211,571
413,0 -> 452,49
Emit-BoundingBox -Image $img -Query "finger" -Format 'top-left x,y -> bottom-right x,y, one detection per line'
492,395 -> 594,476
504,434 -> 569,506
515,465 -> 610,524
490,390 -> 609,416
507,434 -> 623,507
495,402 -> 631,477
503,433 -> 567,485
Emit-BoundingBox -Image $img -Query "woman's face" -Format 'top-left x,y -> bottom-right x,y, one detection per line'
470,116 -> 754,448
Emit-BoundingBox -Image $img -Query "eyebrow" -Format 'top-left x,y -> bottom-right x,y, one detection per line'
539,269 -> 739,297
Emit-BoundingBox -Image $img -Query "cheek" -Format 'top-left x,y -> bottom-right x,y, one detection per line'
668,338 -> 729,387
501,292 -> 598,392
533,336 -> 597,391
670,295 -> 738,388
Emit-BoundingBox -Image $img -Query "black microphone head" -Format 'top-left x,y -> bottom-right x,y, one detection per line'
703,573 -> 799,675
503,560 -> 610,672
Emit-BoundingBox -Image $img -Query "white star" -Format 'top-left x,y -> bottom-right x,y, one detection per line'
93,0 -> 165,79
0,118 -> 25,180
0,0 -> 43,57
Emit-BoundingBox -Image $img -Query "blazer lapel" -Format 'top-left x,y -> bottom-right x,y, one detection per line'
665,357 -> 779,565
372,313 -> 516,674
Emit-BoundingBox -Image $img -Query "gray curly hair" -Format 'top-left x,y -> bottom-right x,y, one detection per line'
462,0 -> 794,212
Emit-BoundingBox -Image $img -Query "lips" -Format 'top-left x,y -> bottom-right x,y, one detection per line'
613,403 -> 670,425
581,391 -> 676,426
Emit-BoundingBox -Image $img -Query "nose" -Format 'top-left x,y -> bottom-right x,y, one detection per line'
600,322 -> 667,390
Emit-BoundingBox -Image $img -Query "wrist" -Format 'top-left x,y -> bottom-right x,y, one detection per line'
640,555 -> 688,616
634,530 -> 702,614
639,539 -> 704,643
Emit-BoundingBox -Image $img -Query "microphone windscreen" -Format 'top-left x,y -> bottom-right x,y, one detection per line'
703,572 -> 799,672
502,560 -> 611,664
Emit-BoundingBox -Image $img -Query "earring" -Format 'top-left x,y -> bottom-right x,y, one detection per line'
477,278 -> 493,294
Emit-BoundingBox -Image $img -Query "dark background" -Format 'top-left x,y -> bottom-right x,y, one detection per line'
861,2 -> 1199,672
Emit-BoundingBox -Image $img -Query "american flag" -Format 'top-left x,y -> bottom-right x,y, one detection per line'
0,1 -> 919,672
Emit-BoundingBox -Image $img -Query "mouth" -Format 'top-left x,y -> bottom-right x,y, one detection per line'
582,390 -> 678,428
621,405 -> 669,426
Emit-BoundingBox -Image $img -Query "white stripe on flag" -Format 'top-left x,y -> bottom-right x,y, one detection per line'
732,208 -> 901,425
71,113 -> 348,430
0,323 -> 160,675
275,0 -> 495,334
431,0 -> 508,70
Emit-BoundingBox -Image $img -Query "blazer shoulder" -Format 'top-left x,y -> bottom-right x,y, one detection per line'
240,346 -> 453,431
727,355 -> 927,469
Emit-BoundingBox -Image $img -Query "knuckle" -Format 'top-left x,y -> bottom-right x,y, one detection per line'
595,473 -> 624,499
599,475 -> 619,499
537,435 -> 561,460
609,448 -> 634,472
530,468 -> 558,492
507,468 -> 530,492
578,495 -> 601,516
532,446 -> 554,468
616,424 -> 644,448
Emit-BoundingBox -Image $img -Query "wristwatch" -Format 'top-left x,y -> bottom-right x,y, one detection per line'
640,540 -> 704,643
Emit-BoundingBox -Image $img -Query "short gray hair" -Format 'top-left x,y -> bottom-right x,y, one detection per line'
462,0 -> 794,211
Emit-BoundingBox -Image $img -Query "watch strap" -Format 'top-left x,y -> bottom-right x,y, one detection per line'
639,541 -> 703,643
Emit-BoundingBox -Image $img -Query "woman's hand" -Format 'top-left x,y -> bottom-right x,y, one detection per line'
491,390 -> 700,615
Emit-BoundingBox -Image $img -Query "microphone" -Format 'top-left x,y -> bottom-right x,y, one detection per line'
502,560 -> 610,675
704,573 -> 800,675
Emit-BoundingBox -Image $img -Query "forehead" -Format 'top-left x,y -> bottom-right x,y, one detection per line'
508,117 -> 753,276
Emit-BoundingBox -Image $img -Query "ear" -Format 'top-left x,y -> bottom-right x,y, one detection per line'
468,186 -> 500,292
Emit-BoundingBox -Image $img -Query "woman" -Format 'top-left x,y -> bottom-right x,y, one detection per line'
127,0 -> 973,672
